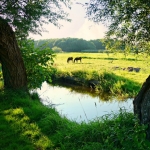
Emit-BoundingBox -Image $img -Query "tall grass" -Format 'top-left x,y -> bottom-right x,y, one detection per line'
98,72 -> 141,98
0,90 -> 150,150
49,69 -> 141,99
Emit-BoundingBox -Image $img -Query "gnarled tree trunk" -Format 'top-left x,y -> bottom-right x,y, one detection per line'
0,18 -> 27,90
133,75 -> 150,139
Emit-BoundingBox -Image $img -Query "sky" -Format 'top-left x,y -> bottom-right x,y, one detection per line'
29,0 -> 108,41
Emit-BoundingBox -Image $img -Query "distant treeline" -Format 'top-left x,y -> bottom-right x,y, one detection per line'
34,38 -> 105,52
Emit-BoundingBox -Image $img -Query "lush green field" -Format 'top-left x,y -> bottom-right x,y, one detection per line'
49,52 -> 150,98
54,53 -> 150,84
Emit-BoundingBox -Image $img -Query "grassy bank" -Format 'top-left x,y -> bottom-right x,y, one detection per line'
49,53 -> 150,98
50,70 -> 141,99
0,90 -> 150,150
53,53 -> 150,84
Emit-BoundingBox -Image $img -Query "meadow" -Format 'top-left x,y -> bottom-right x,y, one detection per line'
50,52 -> 150,98
53,52 -> 150,84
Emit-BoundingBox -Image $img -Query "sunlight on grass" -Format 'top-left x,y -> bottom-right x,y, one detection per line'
3,108 -> 53,150
53,53 -> 150,84
0,81 -> 3,89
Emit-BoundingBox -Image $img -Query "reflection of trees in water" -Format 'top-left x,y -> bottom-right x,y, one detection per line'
50,82 -> 123,102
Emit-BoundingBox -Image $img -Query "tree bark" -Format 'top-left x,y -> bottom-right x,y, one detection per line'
133,75 -> 150,139
0,18 -> 27,90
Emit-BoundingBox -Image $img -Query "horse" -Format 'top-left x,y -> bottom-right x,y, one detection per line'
74,57 -> 82,63
133,67 -> 141,72
67,57 -> 73,63
127,67 -> 134,72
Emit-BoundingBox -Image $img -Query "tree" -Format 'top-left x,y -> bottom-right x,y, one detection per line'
20,39 -> 55,89
85,0 -> 150,44
90,39 -> 105,50
0,18 -> 27,89
0,0 -> 71,90
52,46 -> 63,53
85,0 -> 150,138
37,38 -> 97,52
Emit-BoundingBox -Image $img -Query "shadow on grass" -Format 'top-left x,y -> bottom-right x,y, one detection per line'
83,56 -> 142,61
74,63 -> 92,64
0,91 -> 55,150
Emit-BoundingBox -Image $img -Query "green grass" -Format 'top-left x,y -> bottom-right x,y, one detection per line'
48,52 -> 150,98
53,53 -> 150,84
0,90 -> 150,150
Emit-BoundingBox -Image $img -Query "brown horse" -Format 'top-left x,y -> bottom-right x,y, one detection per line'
74,57 -> 82,63
67,57 -> 73,63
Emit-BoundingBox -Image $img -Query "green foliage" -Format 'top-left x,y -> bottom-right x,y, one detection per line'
98,72 -> 141,97
51,69 -> 141,98
101,39 -> 125,52
63,109 -> 149,150
52,46 -> 63,53
34,38 -> 104,52
72,70 -> 88,79
90,39 -> 105,50
85,0 -> 150,54
0,90 -> 150,150
20,39 -> 55,89
0,0 -> 71,39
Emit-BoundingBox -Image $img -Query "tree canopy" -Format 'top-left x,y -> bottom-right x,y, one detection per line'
85,0 -> 150,50
0,0 -> 71,38
35,38 -> 105,52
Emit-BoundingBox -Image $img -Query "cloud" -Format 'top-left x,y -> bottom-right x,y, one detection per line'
72,19 -> 107,40
29,20 -> 107,40
28,1 -> 107,40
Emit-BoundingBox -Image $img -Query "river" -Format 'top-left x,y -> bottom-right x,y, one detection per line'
35,82 -> 133,123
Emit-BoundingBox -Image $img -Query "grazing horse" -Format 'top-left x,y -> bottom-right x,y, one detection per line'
67,57 -> 73,63
127,67 -> 134,72
133,67 -> 141,72
74,57 -> 82,63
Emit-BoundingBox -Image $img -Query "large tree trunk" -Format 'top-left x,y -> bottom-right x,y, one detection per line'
133,75 -> 150,139
0,18 -> 27,90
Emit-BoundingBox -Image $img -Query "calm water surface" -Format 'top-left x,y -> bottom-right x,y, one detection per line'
36,82 -> 133,122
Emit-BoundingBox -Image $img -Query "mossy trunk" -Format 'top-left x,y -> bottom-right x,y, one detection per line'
0,18 -> 27,90
133,75 -> 150,139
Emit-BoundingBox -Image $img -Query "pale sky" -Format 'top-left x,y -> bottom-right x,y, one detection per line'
29,0 -> 107,41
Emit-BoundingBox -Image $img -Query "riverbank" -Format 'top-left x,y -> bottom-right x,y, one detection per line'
49,69 -> 142,99
0,90 -> 149,150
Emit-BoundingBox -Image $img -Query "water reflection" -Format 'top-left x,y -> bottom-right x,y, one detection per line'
36,82 -> 133,122
52,81 -> 114,101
